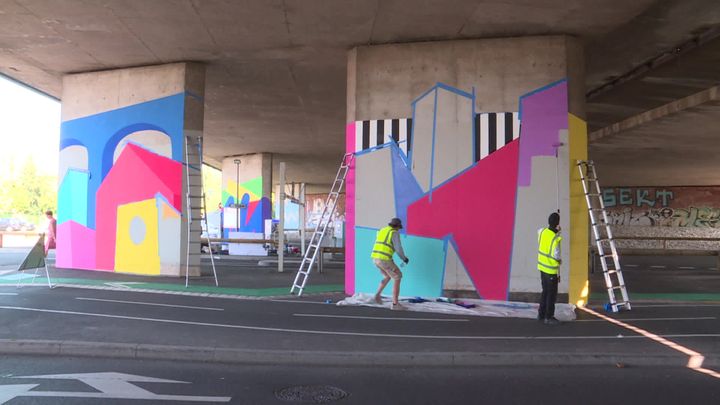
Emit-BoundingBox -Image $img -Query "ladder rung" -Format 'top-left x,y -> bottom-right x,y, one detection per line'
589,208 -> 605,211
587,193 -> 601,197
609,286 -> 625,290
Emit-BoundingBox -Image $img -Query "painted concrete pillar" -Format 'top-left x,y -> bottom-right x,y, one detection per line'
220,153 -> 272,237
346,36 -> 589,305
56,63 -> 205,277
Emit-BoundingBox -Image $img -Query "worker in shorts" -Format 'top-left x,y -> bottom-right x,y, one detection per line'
371,218 -> 409,310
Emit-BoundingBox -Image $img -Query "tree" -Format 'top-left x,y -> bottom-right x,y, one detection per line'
0,156 -> 56,223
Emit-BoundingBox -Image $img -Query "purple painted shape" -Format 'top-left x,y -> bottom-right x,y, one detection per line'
517,81 -> 568,187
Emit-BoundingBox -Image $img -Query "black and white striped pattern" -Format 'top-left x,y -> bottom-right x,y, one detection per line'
354,119 -> 412,155
354,112 -> 520,162
474,112 -> 520,161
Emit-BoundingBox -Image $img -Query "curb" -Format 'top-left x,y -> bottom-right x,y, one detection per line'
1,339 -> 717,368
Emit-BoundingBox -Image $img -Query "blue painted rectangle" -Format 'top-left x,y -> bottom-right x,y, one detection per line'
355,227 -> 445,298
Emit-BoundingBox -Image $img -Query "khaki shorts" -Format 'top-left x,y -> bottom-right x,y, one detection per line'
373,258 -> 402,281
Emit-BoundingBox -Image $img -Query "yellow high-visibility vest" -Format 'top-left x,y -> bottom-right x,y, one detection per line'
537,228 -> 562,275
371,226 -> 396,261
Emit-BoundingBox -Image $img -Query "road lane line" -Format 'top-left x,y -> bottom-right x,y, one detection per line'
623,264 -> 639,268
579,306 -> 720,380
577,317 -> 716,322
293,313 -> 469,322
0,293 -> 18,296
1,304 -> 719,341
649,265 -> 666,269
75,297 -> 224,311
677,266 -> 695,269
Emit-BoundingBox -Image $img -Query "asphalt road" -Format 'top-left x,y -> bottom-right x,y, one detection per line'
0,285 -> 718,361
0,355 -> 718,404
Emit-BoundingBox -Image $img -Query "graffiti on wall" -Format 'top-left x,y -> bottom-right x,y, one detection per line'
603,187 -> 720,228
57,94 -> 186,275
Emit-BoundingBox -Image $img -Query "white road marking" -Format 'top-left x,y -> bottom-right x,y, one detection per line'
709,267 -> 718,271
1,372 -> 230,402
577,317 -> 716,322
75,297 -> 224,311
623,264 -> 639,268
293,313 -> 468,322
1,304 -> 719,340
0,293 -> 18,296
649,265 -> 666,269
677,266 -> 695,269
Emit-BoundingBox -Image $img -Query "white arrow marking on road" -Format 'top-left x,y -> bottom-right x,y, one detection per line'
104,282 -> 146,289
1,372 -> 231,403
0,384 -> 39,404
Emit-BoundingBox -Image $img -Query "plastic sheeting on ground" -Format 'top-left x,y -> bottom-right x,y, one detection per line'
337,293 -> 576,322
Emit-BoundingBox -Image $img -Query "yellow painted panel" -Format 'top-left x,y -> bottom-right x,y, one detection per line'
115,198 -> 161,275
568,113 -> 589,306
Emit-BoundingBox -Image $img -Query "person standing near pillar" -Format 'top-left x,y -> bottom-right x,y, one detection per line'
537,212 -> 562,325
371,218 -> 409,310
44,210 -> 57,257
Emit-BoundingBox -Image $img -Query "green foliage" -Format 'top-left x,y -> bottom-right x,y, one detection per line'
0,156 -> 56,225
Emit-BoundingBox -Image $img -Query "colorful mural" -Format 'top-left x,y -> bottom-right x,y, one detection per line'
347,81 -> 588,304
57,93 -> 187,275
603,186 -> 720,228
222,176 -> 271,235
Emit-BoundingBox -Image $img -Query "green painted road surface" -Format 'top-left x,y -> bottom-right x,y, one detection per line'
0,274 -> 343,297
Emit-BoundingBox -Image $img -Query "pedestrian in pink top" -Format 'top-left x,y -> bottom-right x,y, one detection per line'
44,210 -> 57,256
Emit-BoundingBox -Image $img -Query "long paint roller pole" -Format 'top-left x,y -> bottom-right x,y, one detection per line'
552,142 -> 564,214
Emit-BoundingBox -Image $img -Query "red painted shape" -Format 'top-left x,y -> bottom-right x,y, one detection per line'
245,200 -> 259,226
407,140 -> 519,300
95,143 -> 182,270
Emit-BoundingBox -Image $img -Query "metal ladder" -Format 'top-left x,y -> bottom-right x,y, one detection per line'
577,160 -> 630,312
184,135 -> 218,288
290,153 -> 354,295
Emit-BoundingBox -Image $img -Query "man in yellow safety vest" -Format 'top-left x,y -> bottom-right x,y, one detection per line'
371,218 -> 409,310
538,212 -> 562,325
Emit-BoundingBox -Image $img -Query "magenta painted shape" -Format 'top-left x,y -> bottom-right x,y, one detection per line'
55,220 -> 98,270
345,123 -> 356,295
517,81 -> 568,187
95,143 -> 182,270
407,140 -> 519,300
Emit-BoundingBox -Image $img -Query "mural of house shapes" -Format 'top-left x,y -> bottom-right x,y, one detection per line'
95,143 -> 183,271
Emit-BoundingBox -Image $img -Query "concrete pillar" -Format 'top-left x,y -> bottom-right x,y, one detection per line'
345,36 -> 588,305
220,153 -> 272,237
56,62 -> 205,277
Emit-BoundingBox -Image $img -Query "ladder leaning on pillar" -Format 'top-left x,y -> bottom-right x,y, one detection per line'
290,153 -> 354,296
184,135 -> 218,288
577,160 -> 631,312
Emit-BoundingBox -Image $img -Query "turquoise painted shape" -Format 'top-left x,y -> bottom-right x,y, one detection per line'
355,227 -> 445,298
57,169 -> 89,226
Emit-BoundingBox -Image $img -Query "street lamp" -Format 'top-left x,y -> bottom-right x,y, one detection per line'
233,159 -> 241,230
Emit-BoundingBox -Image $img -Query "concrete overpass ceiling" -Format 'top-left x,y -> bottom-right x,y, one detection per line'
590,99 -> 720,187
585,0 -> 720,131
2,0 -> 710,185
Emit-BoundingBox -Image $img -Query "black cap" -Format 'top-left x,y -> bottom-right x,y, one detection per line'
388,218 -> 403,229
548,212 -> 560,228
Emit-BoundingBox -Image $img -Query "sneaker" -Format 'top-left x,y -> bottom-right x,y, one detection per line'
544,317 -> 561,325
391,303 -> 407,311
